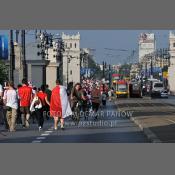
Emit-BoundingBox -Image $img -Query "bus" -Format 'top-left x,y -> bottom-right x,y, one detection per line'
115,80 -> 128,98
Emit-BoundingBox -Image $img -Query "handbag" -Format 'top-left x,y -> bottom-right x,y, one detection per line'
6,106 -> 12,111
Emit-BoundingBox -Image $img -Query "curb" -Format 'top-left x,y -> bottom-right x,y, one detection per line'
115,101 -> 162,143
130,117 -> 162,143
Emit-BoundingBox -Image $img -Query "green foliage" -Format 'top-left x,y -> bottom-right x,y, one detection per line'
0,60 -> 8,84
88,56 -> 103,79
85,55 -> 102,79
119,64 -> 131,77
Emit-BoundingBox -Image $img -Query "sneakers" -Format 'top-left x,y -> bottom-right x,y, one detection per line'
10,129 -> 16,132
54,127 -> 58,131
39,126 -> 42,131
61,125 -> 65,130
54,125 -> 65,130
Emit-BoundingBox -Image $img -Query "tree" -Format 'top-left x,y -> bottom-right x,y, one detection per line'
119,64 -> 131,78
88,55 -> 103,79
0,60 -> 8,84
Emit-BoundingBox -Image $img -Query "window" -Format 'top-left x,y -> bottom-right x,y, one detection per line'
173,43 -> 175,47
70,70 -> 72,75
75,43 -> 77,48
70,43 -> 72,48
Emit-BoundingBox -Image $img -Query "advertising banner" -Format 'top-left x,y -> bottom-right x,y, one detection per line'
0,35 -> 8,60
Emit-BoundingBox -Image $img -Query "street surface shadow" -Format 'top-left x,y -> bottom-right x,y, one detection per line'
149,123 -> 175,143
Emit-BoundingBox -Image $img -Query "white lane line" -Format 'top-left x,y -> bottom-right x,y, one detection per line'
166,119 -> 175,124
45,130 -> 53,133
36,137 -> 46,140
48,128 -> 54,131
41,133 -> 50,136
32,140 -> 42,143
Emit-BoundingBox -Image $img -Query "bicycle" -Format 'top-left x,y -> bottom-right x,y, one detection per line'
72,102 -> 81,126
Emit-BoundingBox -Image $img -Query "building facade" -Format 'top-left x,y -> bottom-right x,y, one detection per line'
6,41 -> 49,88
62,32 -> 80,86
139,33 -> 156,62
168,31 -> 175,94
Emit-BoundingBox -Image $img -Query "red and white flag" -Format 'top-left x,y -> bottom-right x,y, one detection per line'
50,85 -> 72,118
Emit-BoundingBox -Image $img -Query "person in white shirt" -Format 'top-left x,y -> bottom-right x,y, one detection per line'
3,81 -> 18,132
0,84 -> 2,95
0,84 -> 4,124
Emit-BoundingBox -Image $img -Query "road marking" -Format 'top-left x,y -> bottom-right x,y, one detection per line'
48,128 -> 54,131
41,133 -> 50,136
45,130 -> 53,133
166,119 -> 175,124
36,137 -> 46,140
32,140 -> 42,143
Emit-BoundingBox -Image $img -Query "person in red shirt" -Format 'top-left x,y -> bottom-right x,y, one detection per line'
18,79 -> 33,128
36,85 -> 50,129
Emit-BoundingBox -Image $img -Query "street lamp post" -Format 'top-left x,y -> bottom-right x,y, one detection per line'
9,30 -> 15,82
36,31 -> 63,86
108,64 -> 111,88
150,53 -> 153,79
21,30 -> 27,80
66,53 -> 76,87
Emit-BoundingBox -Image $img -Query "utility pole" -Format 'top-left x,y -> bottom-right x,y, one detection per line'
145,61 -> 147,79
10,30 -> 15,81
15,30 -> 19,43
150,56 -> 153,79
109,64 -> 111,88
102,61 -> 105,79
21,30 -> 27,80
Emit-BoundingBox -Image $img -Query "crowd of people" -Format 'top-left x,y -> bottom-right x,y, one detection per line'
0,78 -> 115,132
0,79 -> 52,132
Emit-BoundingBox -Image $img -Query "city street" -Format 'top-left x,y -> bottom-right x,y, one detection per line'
0,96 -> 175,143
0,101 -> 148,143
115,96 -> 175,142
1,30 -> 175,143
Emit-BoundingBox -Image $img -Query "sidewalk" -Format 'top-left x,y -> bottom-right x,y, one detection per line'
115,98 -> 175,143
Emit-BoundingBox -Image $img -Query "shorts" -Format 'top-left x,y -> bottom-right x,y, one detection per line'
20,106 -> 30,114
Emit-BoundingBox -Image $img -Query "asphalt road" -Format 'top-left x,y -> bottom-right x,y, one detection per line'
0,101 -> 149,143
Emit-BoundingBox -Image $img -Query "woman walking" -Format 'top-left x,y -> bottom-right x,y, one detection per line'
30,93 -> 43,131
3,81 -> 18,132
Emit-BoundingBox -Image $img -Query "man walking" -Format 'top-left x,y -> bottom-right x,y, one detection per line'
3,81 -> 18,132
50,80 -> 72,130
91,84 -> 101,119
18,79 -> 33,128
45,84 -> 52,120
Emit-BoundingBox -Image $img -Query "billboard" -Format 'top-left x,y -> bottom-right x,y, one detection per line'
0,35 -> 8,60
139,33 -> 155,62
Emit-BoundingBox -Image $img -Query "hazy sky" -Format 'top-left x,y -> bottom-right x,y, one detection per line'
0,30 -> 170,64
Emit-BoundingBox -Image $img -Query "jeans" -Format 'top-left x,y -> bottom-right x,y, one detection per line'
35,108 -> 44,128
